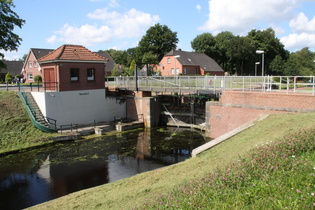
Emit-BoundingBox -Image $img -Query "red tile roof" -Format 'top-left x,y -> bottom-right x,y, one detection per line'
38,45 -> 108,62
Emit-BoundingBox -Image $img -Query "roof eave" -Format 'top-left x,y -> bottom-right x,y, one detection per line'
38,59 -> 108,64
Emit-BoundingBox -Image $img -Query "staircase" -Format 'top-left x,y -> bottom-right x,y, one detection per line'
24,92 -> 50,127
18,90 -> 57,133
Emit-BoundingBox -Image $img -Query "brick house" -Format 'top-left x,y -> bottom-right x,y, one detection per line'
158,50 -> 225,76
22,48 -> 115,83
37,45 -> 108,91
22,48 -> 54,83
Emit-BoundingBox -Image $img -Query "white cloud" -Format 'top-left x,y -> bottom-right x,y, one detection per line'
200,0 -> 298,34
46,35 -> 57,44
47,8 -> 159,46
196,4 -> 201,11
53,24 -> 113,46
109,0 -> 119,8
281,32 -> 315,51
290,12 -> 315,33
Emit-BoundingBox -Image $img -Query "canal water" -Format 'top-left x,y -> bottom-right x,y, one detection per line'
0,127 -> 208,210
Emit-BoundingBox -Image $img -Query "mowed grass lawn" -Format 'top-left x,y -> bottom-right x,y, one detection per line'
0,91 -> 59,154
29,112 -> 315,209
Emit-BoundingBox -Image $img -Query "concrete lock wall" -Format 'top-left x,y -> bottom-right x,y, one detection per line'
206,91 -> 315,139
32,89 -> 126,127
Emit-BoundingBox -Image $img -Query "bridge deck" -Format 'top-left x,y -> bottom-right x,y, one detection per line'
109,76 -> 315,95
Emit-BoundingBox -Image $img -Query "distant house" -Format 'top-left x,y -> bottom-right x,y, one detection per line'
0,61 -> 24,82
158,50 -> 224,76
22,48 -> 54,83
37,44 -> 108,91
95,51 -> 116,76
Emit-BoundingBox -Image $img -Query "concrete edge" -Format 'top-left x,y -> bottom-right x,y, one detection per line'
191,114 -> 270,157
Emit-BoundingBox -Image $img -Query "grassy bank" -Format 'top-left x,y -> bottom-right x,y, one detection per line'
29,112 -> 315,209
0,91 -> 59,154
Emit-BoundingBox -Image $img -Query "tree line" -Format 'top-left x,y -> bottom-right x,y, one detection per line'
103,25 -> 315,76
1,1 -> 314,77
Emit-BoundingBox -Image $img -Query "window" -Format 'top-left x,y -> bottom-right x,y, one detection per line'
70,68 -> 79,81
167,58 -> 171,64
171,68 -> 174,75
184,68 -> 187,75
28,62 -> 32,68
27,73 -> 33,80
87,68 -> 95,81
33,61 -> 37,68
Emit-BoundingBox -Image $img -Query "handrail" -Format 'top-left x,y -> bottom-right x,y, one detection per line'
17,84 -> 57,133
111,76 -> 315,95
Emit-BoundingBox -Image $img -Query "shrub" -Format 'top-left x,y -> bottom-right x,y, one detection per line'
5,72 -> 13,83
34,75 -> 42,83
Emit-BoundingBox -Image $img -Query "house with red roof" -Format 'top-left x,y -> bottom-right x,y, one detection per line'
29,44 -> 125,128
158,50 -> 225,76
37,44 -> 108,91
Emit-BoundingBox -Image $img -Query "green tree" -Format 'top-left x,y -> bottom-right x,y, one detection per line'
0,0 -> 25,69
214,31 -> 235,72
269,55 -> 286,75
5,71 -> 13,83
283,47 -> 315,76
137,24 -> 178,62
247,28 -> 289,75
191,33 -> 217,58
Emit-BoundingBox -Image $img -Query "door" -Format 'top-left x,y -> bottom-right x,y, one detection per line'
44,68 -> 56,91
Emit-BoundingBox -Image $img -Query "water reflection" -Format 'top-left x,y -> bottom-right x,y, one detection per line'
0,127 -> 208,210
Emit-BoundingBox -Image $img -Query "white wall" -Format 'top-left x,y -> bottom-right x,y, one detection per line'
32,89 -> 126,128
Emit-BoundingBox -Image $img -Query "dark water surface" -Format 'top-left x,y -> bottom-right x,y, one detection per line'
0,127 -> 208,210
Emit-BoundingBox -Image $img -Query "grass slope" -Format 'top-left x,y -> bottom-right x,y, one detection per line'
29,112 -> 315,210
0,91 -> 59,154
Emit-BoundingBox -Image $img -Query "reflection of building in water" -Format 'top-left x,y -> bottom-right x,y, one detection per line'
49,159 -> 109,198
136,129 -> 151,159
36,155 -> 51,184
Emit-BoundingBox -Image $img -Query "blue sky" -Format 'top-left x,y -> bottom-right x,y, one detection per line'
3,0 -> 315,60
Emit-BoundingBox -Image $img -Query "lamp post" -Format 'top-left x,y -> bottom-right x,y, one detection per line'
255,62 -> 260,76
256,50 -> 265,76
174,55 -> 180,85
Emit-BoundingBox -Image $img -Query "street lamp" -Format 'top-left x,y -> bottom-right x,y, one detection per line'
256,50 -> 265,76
174,55 -> 180,85
255,62 -> 260,76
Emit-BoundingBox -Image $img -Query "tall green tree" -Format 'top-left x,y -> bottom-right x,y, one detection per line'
214,31 -> 235,72
137,24 -> 178,63
191,33 -> 217,59
0,0 -> 25,69
284,47 -> 315,76
247,28 -> 289,75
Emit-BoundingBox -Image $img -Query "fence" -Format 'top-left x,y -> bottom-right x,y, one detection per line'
108,76 -> 315,95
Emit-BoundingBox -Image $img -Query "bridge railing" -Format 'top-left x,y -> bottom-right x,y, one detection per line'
110,76 -> 315,95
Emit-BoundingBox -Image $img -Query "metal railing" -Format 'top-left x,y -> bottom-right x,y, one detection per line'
108,76 -> 315,95
18,85 -> 57,133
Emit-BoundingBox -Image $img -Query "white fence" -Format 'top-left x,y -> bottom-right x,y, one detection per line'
107,76 -> 315,95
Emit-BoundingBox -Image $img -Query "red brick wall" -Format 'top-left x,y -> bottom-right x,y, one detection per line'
22,51 -> 42,83
207,91 -> 315,138
41,62 -> 105,91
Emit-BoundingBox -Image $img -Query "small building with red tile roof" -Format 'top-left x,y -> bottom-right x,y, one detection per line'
38,44 -> 108,91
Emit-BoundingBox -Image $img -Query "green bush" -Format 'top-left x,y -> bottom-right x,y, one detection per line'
34,75 -> 42,83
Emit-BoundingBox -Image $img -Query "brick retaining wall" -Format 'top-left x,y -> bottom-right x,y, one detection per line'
206,91 -> 315,138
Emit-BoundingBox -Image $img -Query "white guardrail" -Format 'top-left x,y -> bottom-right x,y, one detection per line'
106,76 -> 315,95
